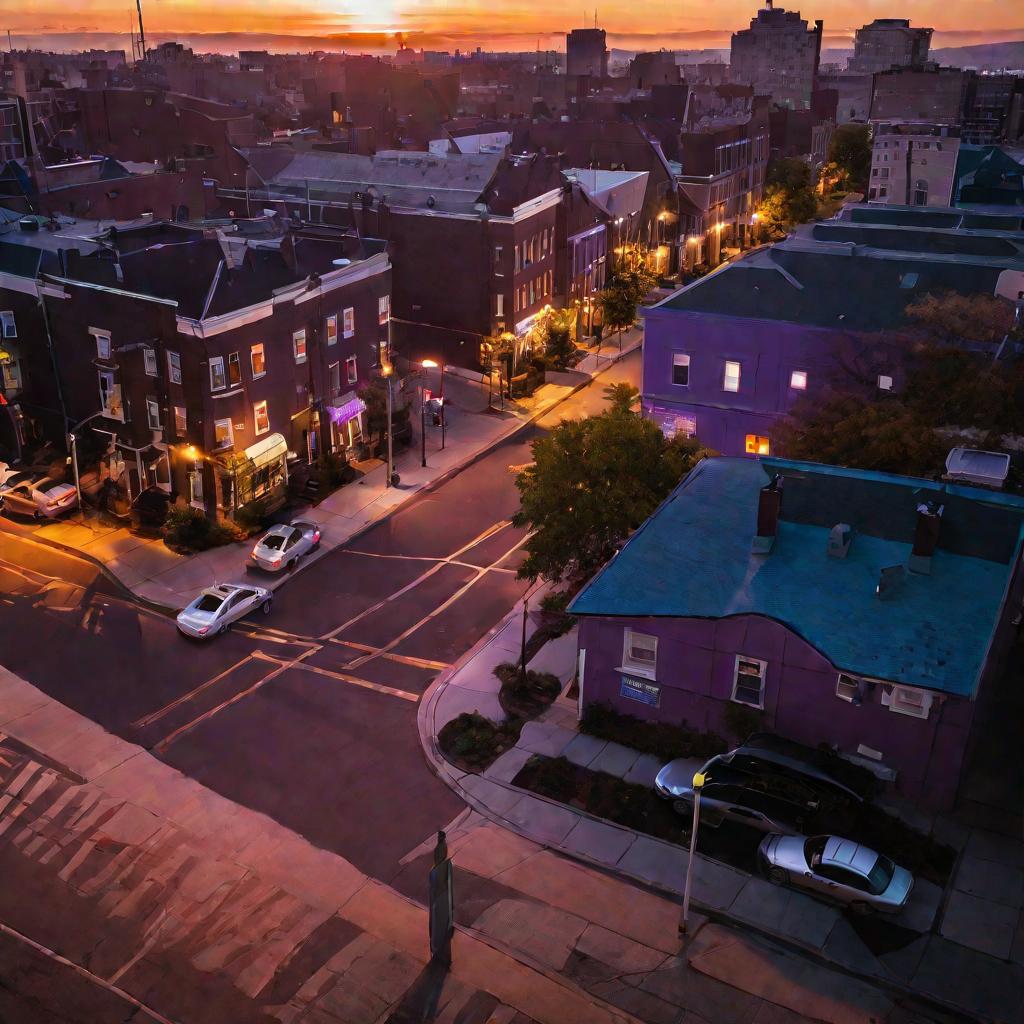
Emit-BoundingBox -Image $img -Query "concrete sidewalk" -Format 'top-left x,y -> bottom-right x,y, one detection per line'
0,663 -> 646,1024
8,330 -> 642,613
419,607 -> 1024,1023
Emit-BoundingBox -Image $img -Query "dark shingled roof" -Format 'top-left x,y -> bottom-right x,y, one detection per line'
657,246 -> 1015,331
811,223 -> 1023,259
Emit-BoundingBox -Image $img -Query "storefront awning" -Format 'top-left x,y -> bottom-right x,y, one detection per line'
244,432 -> 288,471
328,393 -> 366,426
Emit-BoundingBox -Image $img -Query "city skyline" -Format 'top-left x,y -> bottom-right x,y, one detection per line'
10,0 -> 1023,54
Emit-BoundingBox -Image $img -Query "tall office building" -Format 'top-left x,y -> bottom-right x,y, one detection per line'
730,2 -> 823,110
849,19 -> 932,75
566,27 -> 608,79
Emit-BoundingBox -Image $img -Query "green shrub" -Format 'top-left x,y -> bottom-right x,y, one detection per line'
162,505 -> 245,552
437,712 -> 525,772
234,500 -> 268,533
723,702 -> 762,742
580,702 -> 728,762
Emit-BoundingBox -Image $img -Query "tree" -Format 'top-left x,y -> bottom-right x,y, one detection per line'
827,123 -> 871,192
603,382 -> 640,415
905,291 -> 1015,349
535,307 -> 578,369
758,157 -> 819,232
597,283 -> 637,351
512,413 -> 706,585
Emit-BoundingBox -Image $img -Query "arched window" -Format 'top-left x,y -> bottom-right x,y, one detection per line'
913,179 -> 928,206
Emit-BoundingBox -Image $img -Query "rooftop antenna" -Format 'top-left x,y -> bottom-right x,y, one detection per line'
135,0 -> 146,62
6,30 -> 11,52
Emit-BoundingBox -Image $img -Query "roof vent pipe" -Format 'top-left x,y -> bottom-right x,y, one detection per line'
752,473 -> 782,554
909,500 -> 943,575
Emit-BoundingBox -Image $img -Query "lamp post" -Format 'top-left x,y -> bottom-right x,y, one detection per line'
381,363 -> 394,487
679,770 -> 706,937
421,357 -> 444,450
419,382 -> 427,468
67,431 -> 82,522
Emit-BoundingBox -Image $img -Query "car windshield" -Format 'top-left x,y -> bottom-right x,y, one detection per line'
195,594 -> 224,613
866,854 -> 896,895
803,836 -> 828,869
261,534 -> 286,551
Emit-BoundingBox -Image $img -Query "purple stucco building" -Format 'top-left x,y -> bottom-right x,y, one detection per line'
568,457 -> 1024,810
641,205 -> 1024,457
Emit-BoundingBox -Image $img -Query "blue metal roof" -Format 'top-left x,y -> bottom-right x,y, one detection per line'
569,457 -> 1024,697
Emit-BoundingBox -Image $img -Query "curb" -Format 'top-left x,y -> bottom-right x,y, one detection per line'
7,335 -> 642,615
416,601 -> 983,1024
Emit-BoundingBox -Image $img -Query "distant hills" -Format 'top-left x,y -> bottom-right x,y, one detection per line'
931,41 -> 1024,69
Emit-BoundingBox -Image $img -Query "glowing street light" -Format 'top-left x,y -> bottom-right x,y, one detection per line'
679,770 -> 706,937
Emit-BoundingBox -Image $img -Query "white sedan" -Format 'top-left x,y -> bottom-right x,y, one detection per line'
248,520 -> 321,572
0,475 -> 78,519
176,582 -> 272,639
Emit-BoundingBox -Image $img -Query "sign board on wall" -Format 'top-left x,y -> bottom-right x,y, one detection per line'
620,675 -> 660,707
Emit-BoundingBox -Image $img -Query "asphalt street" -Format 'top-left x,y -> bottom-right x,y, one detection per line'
0,350 -> 642,892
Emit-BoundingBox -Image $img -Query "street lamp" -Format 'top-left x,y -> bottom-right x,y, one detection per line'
679,770 -> 706,937
381,363 -> 395,487
421,357 -> 445,450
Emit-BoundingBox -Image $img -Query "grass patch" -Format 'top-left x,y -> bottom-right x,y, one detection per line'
581,702 -> 728,763
513,754 -> 687,844
495,663 -> 563,719
438,712 -> 524,773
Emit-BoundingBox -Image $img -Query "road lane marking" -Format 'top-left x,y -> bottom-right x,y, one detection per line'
326,640 -> 450,671
346,534 -> 530,670
321,520 -> 517,642
131,655 -> 259,730
287,662 -> 418,702
153,648 -> 317,753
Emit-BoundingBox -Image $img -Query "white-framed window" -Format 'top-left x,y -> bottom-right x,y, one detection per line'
250,343 -> 265,378
790,369 -> 807,390
329,361 -> 341,396
346,355 -> 358,384
494,247 -> 504,275
173,405 -> 187,436
213,417 -> 233,448
167,350 -> 182,384
343,307 -> 355,338
836,673 -> 860,702
672,353 -> 690,387
621,628 -> 658,678
253,400 -> 270,436
378,294 -> 390,325
98,370 -> 123,421
227,351 -> 241,387
209,356 -> 226,391
878,374 -> 893,391
496,293 -> 504,318
326,314 -> 338,346
884,685 -> 932,719
96,332 -> 112,360
723,360 -> 741,392
732,655 -> 766,708
0,311 -> 15,338
145,397 -> 161,430
143,347 -> 157,376
293,330 -> 307,364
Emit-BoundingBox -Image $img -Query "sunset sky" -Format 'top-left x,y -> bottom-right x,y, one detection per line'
10,0 -> 1022,52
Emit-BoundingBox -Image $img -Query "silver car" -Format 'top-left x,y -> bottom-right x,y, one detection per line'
759,834 -> 914,913
176,582 -> 272,639
248,520 -> 321,572
0,475 -> 78,519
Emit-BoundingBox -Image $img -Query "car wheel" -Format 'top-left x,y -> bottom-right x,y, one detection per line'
32,510 -> 42,521
218,623 -> 229,635
672,799 -> 693,817
767,867 -> 788,886
850,901 -> 871,916
261,599 -> 272,614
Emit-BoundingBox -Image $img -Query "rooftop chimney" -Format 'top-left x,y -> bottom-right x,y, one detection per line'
827,523 -> 852,559
909,500 -> 943,575
876,564 -> 906,600
752,474 -> 783,554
